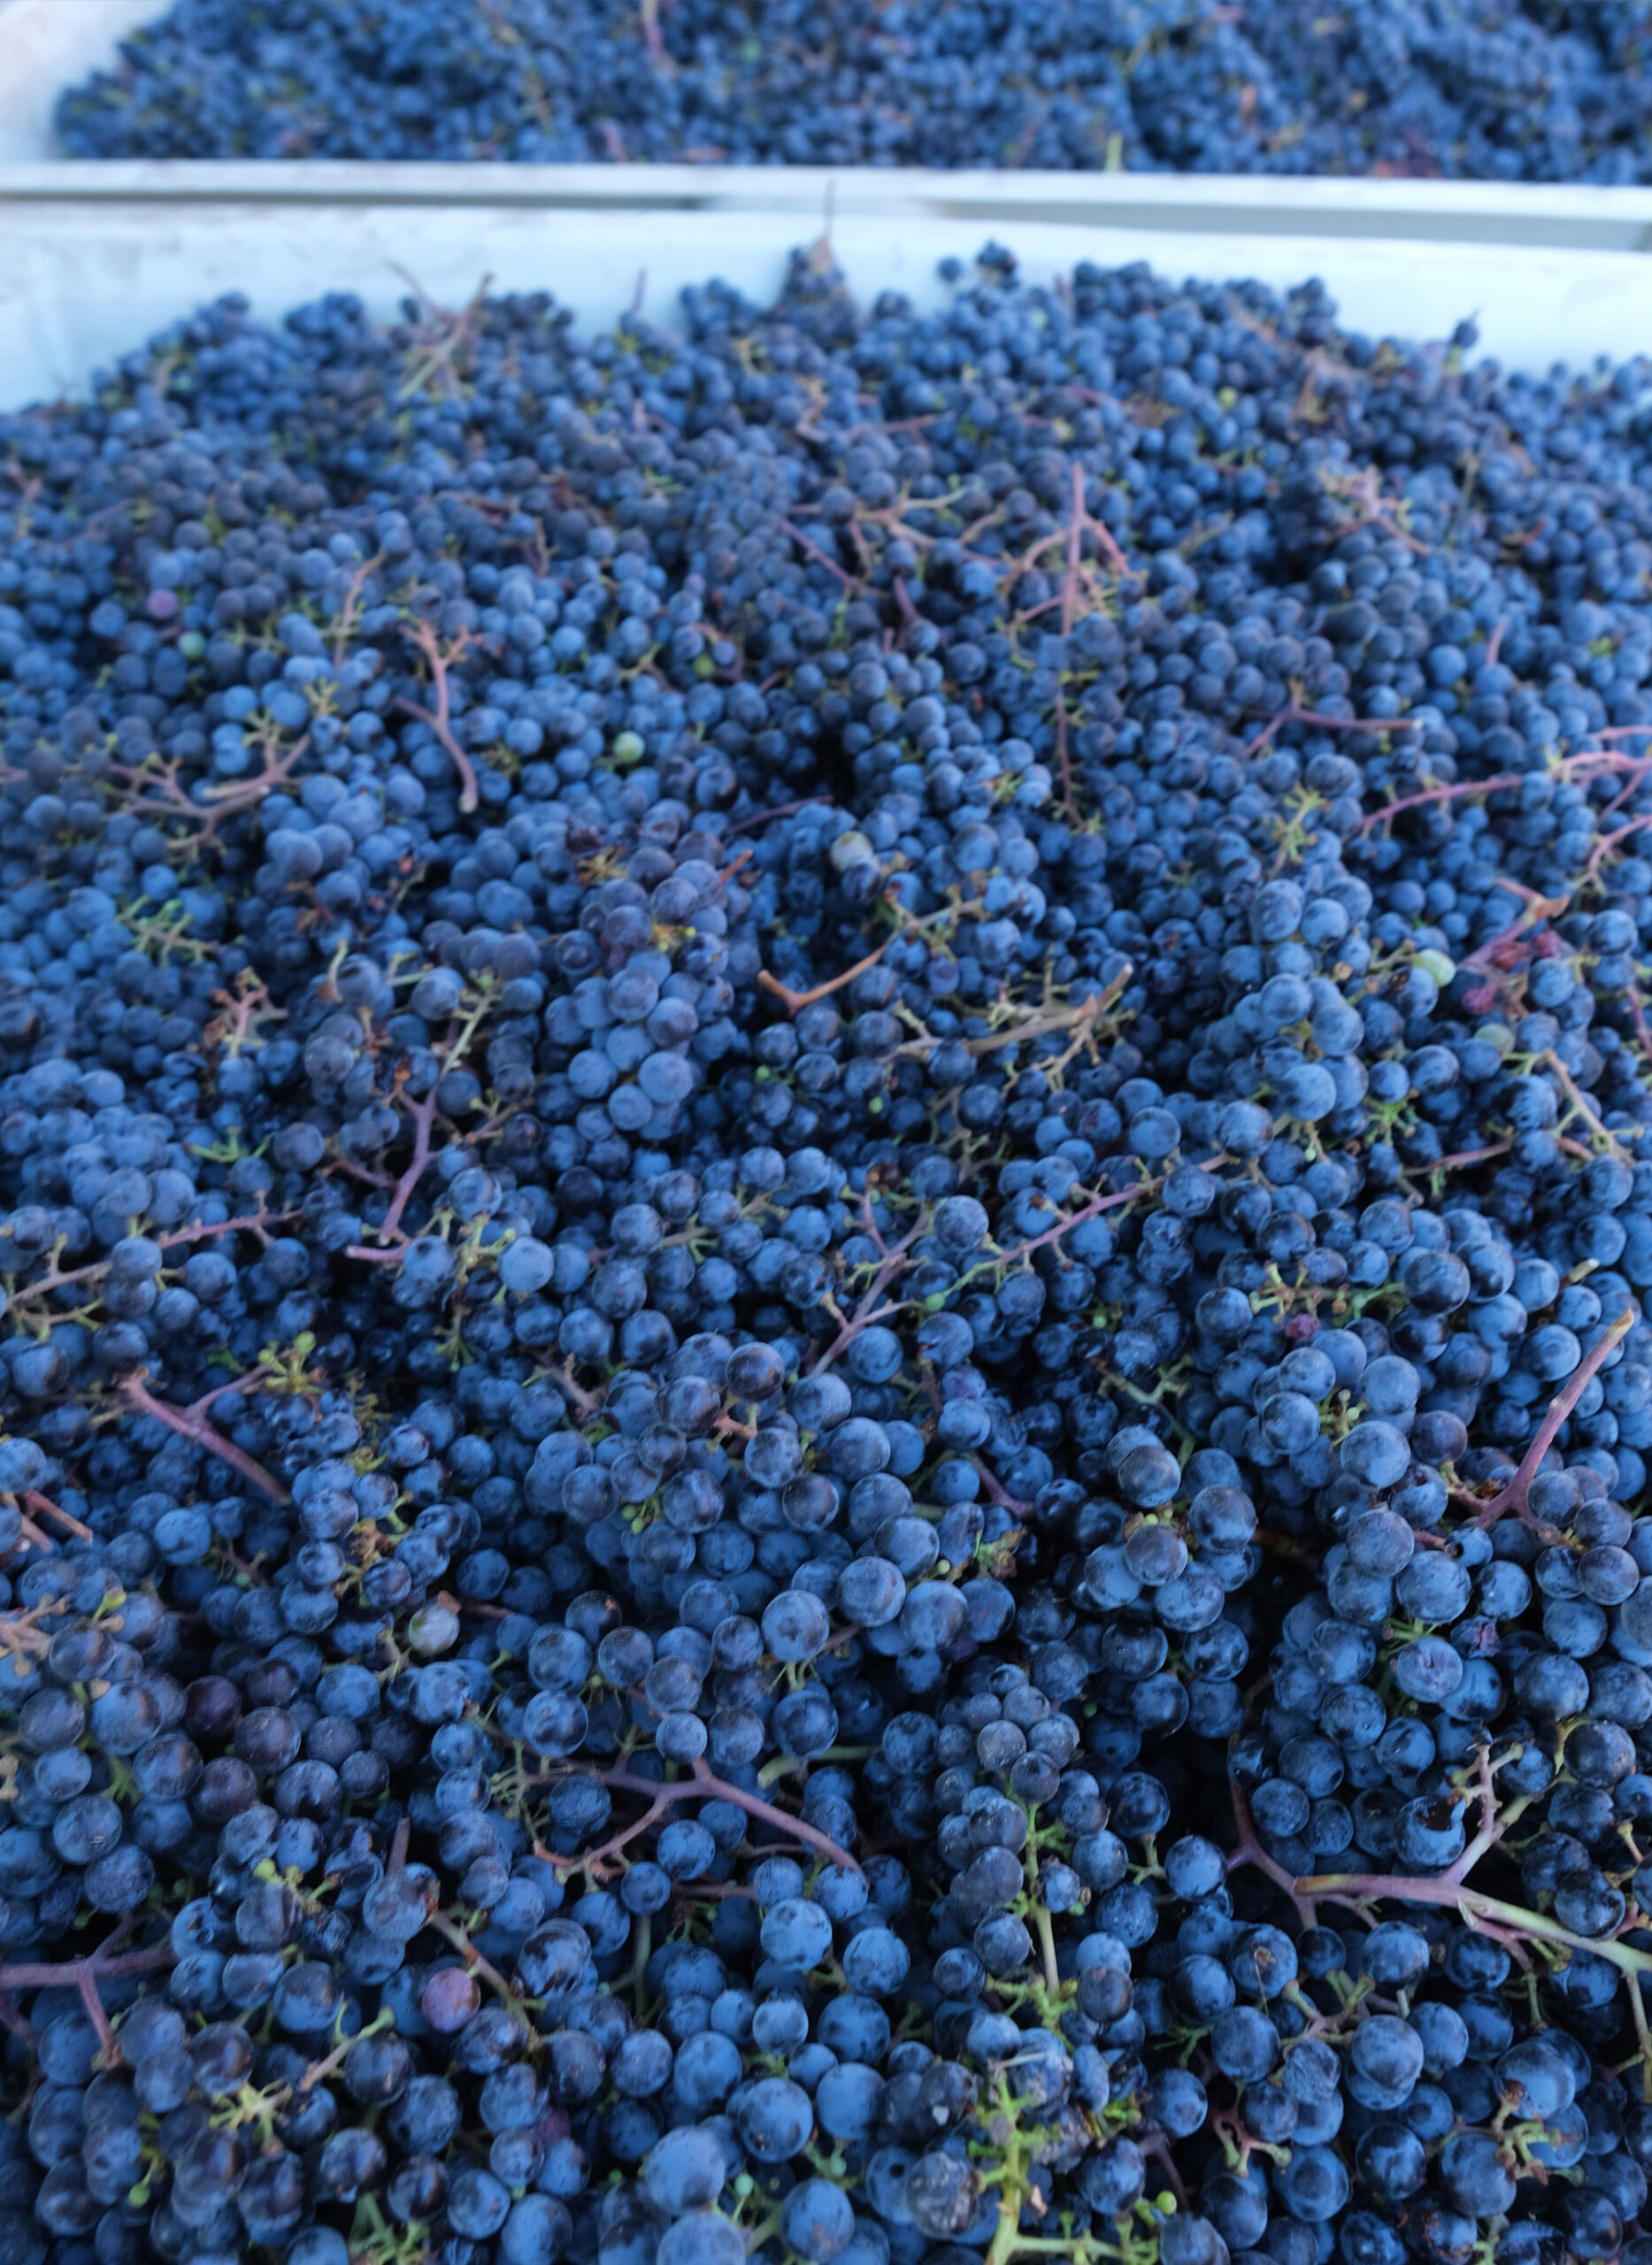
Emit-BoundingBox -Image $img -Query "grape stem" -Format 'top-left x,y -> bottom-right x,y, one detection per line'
928,1112 -> 1211,1316
1471,1303 -> 1633,1529
1425,1138 -> 1513,1175
1053,459 -> 1086,811
1225,1762 -> 1317,1923
596,1757 -> 864,1875
1630,1969 -> 1652,2095
526,1755 -> 863,1880
377,1086 -> 444,1244
426,1909 -> 519,2007
632,1909 -> 652,2018
1356,743 -> 1652,836
893,973 -> 1129,1067
0,1923 -> 173,2062
188,1363 -> 280,1417
639,0 -> 672,68
104,731 -> 313,842
1033,1902 -> 1060,1992
780,518 -> 859,591
1353,767 -> 1525,832
117,1366 -> 290,1504
759,940 -> 896,1016
726,795 -> 833,836
1247,705 -> 1425,759
1295,1870 -> 1652,1981
538,1793 -> 672,1876
807,1216 -> 930,1375
974,1457 -> 1034,1519
1140,2126 -> 1187,2208
1456,883 -> 1572,995
20,1491 -> 93,1542
1439,1746 -> 1533,1891
394,618 -> 480,813
1543,1048 -> 1637,1164
759,899 -> 957,1017
974,1148 -> 1217,1278
329,548 -> 386,670
4,1206 -> 289,1317
297,2006 -> 393,2094
1627,981 -> 1652,1065
538,1360 -> 606,1419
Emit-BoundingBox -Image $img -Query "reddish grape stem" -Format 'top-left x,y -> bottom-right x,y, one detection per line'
394,618 -> 480,812
587,1759 -> 864,1875
0,1927 -> 174,2064
118,1368 -> 290,1504
1472,1304 -> 1633,1528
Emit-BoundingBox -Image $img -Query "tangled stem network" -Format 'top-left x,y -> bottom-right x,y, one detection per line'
4,231 -> 1652,2265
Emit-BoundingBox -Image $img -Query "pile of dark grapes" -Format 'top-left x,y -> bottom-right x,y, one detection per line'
9,234 -> 1652,2265
53,0 -> 1652,180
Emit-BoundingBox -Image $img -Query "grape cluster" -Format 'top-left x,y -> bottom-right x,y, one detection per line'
52,0 -> 1652,180
7,240 -> 1652,2265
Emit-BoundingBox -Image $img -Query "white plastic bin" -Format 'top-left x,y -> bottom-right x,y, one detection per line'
0,0 -> 163,161
6,0 -> 1652,407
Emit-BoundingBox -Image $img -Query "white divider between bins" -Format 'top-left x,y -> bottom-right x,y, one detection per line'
5,191 -> 1652,411
5,158 -> 1652,252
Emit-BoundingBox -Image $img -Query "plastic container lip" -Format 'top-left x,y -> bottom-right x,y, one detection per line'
1,161 -> 1651,252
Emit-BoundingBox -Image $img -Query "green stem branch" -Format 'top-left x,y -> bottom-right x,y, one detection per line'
1296,1871 -> 1652,1979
